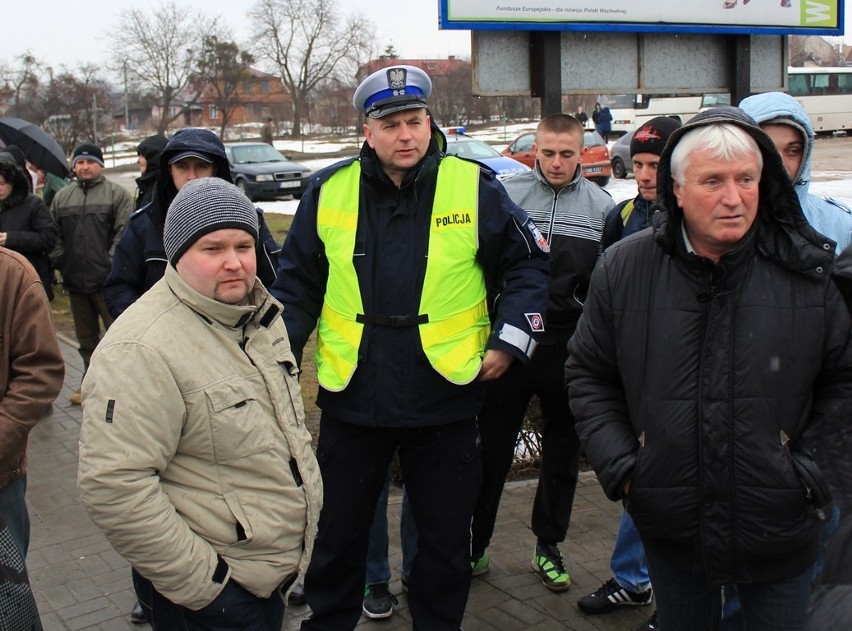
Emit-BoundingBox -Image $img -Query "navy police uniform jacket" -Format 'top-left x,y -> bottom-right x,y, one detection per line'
271,129 -> 550,428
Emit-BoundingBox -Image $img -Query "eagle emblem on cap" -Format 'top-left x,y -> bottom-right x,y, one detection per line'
387,68 -> 407,91
634,128 -> 662,142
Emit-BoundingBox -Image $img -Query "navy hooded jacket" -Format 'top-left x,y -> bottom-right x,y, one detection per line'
104,128 -> 281,318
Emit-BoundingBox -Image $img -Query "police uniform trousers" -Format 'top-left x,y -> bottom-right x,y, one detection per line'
301,414 -> 482,631
471,343 -> 581,556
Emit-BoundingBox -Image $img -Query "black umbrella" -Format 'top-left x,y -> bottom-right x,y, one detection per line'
0,117 -> 69,177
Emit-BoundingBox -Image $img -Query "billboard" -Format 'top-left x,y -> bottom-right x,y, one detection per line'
440,0 -> 842,36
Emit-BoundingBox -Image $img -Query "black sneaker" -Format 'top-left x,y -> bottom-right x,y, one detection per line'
577,577 -> 653,614
129,601 -> 147,625
638,610 -> 658,630
362,583 -> 398,620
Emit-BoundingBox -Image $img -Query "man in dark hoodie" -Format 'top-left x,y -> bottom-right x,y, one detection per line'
566,107 -> 852,629
104,128 -> 280,320
134,134 -> 168,210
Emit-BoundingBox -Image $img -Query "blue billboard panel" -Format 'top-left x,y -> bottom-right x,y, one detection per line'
439,0 -> 842,36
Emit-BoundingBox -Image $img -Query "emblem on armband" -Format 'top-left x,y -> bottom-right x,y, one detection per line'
527,220 -> 550,253
525,313 -> 545,332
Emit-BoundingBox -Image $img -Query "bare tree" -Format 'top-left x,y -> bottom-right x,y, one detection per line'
107,1 -> 219,135
195,36 -> 255,137
250,0 -> 375,137
312,77 -> 359,135
39,66 -> 115,153
430,63 -> 476,127
0,52 -> 43,120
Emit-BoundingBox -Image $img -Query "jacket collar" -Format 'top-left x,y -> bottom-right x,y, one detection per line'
77,174 -> 106,190
164,265 -> 279,330
653,107 -> 832,278
359,137 -> 442,190
531,161 -> 582,193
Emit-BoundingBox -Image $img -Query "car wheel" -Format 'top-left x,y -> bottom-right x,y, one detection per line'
594,176 -> 610,187
612,157 -> 627,179
237,179 -> 255,202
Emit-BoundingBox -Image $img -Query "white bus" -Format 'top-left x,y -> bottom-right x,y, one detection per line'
596,93 -> 708,134
787,67 -> 852,135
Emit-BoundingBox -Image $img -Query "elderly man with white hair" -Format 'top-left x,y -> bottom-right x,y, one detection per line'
566,107 -> 852,631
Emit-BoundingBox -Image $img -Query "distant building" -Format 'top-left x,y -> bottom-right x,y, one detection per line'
356,56 -> 470,84
193,68 -> 293,129
790,35 -> 846,67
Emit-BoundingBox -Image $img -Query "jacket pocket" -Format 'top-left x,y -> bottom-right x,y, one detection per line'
205,382 -> 275,460
790,449 -> 832,520
274,342 -> 306,428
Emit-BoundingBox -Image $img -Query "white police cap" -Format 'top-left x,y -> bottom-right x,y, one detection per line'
353,65 -> 433,119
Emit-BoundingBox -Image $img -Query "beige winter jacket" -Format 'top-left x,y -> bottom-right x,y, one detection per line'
77,265 -> 321,610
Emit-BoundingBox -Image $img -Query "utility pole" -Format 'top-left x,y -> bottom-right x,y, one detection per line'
124,61 -> 130,131
92,94 -> 98,144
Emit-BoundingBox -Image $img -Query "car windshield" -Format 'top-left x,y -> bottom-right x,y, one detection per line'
584,131 -> 605,148
229,144 -> 288,165
445,138 -> 502,160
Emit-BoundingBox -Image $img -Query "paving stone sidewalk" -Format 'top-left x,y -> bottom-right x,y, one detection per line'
26,338 -> 653,630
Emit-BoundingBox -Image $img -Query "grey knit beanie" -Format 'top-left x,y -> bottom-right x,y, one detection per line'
164,177 -> 259,266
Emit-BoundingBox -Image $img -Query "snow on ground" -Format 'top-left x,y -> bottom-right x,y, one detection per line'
256,159 -> 852,217
112,125 -> 852,215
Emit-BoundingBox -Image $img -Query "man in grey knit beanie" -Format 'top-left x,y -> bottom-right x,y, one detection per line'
79,176 -> 321,631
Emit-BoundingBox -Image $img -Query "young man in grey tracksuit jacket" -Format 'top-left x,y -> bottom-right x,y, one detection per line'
471,113 -> 613,590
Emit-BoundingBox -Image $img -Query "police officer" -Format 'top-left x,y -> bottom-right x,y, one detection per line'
271,65 -> 550,630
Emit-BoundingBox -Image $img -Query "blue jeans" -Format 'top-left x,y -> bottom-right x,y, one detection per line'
719,503 -> 842,630
610,509 -> 651,592
0,476 -> 29,559
366,476 -> 418,585
645,548 -> 813,631
814,503 -> 841,579
139,573 -> 287,631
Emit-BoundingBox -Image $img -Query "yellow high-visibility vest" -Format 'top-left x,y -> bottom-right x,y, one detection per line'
315,158 -> 489,391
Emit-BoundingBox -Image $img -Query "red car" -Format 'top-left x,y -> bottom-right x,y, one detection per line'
501,130 -> 612,187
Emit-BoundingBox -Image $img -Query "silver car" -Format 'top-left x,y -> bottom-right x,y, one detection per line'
610,130 -> 634,180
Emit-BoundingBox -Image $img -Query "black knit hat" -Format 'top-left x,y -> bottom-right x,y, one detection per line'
164,177 -> 259,266
72,143 -> 105,167
630,116 -> 681,158
136,134 -> 168,163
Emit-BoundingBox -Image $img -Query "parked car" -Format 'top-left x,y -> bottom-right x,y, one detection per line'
610,130 -> 634,179
442,128 -> 529,180
501,130 -> 612,186
223,142 -> 311,201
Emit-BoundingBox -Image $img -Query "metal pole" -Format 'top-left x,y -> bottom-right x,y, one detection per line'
530,31 -> 563,118
92,94 -> 98,144
124,62 -> 130,131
